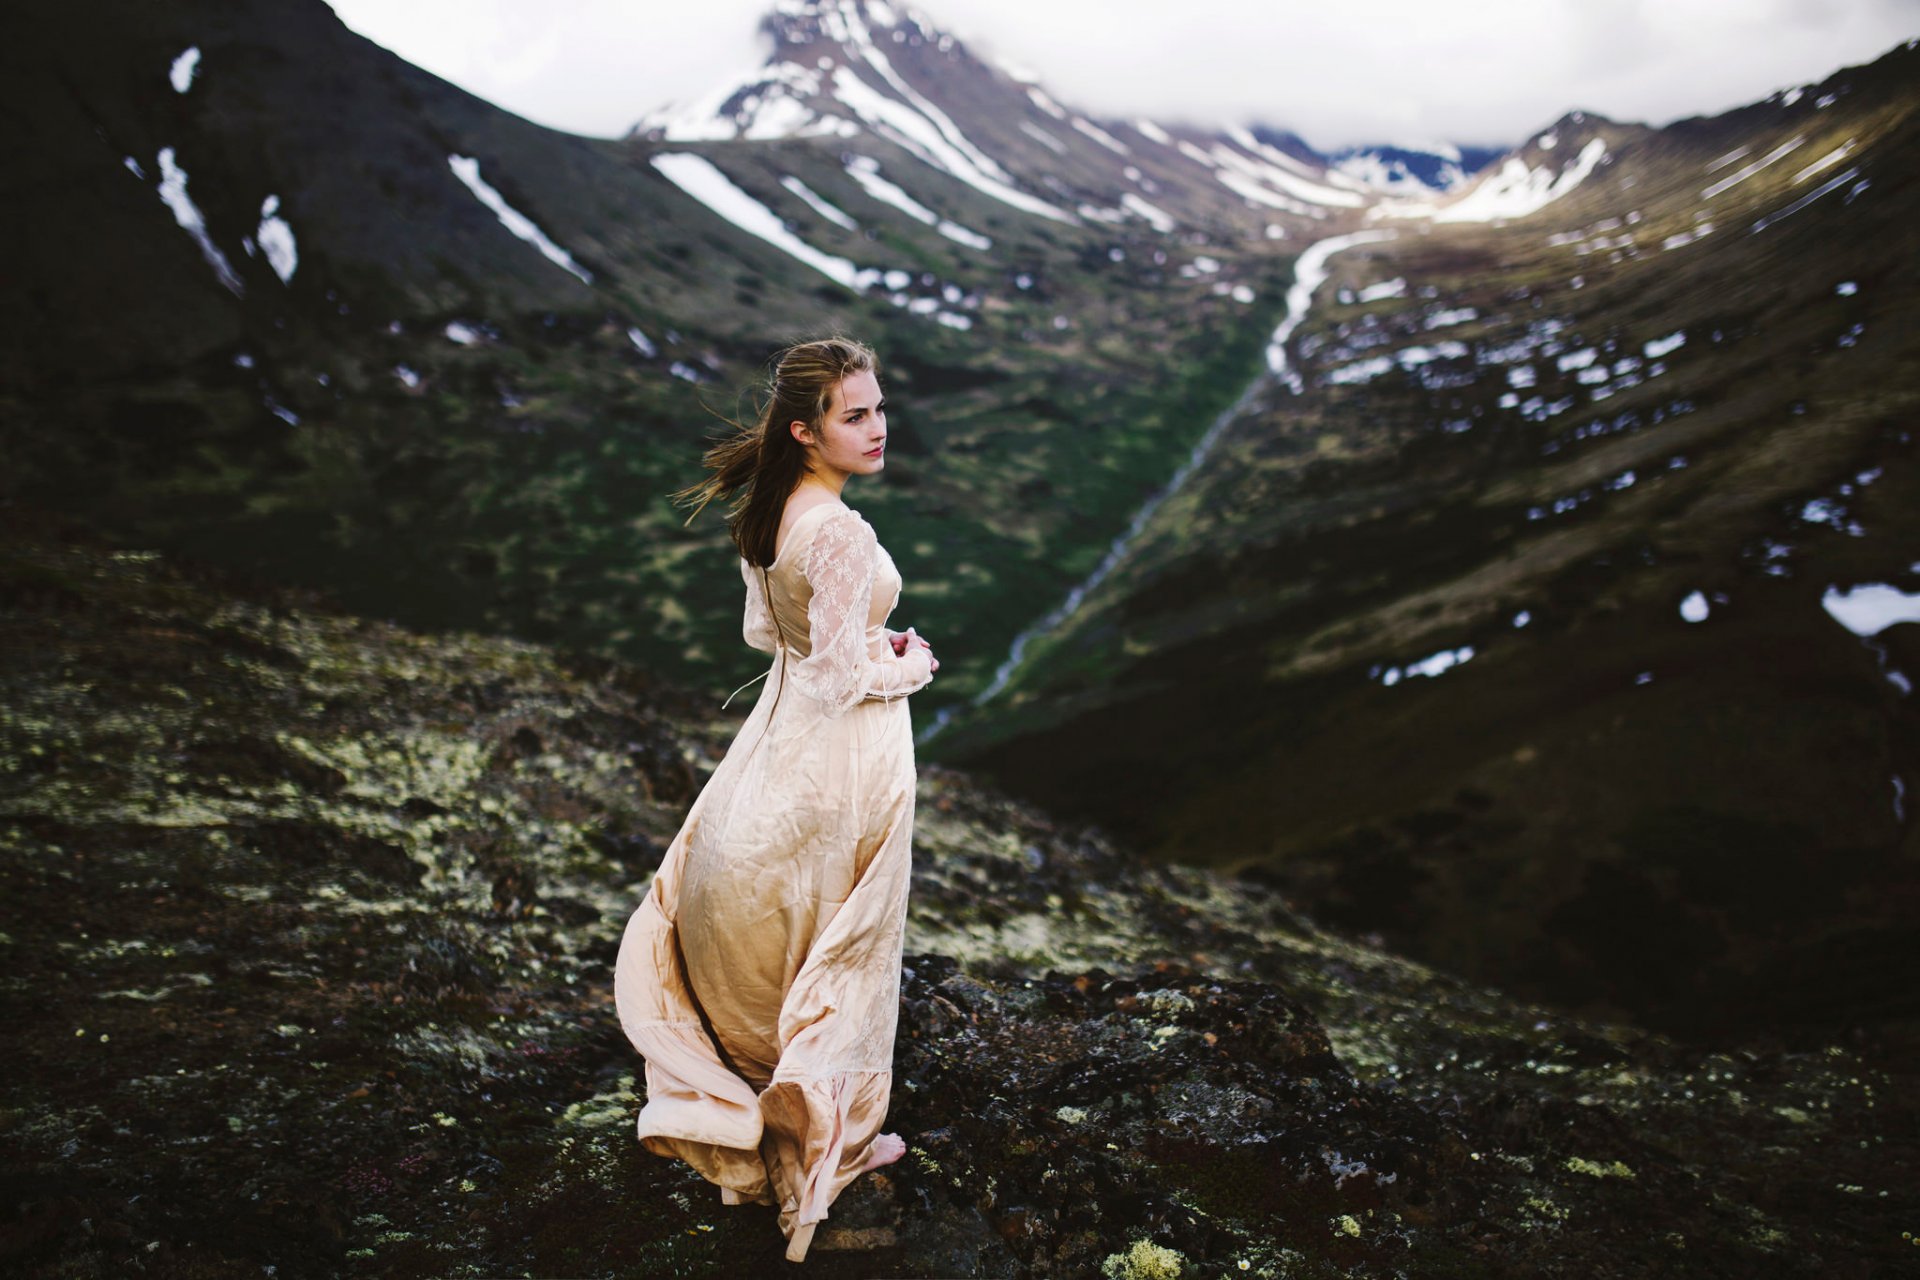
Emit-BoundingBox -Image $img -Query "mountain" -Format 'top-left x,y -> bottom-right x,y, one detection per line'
8,0 -> 1918,1047
0,0 -> 1328,710
6,0 -> 1539,727
1324,139 -> 1505,195
928,38 -> 1920,1039
631,0 -> 1380,239
1372,110 -> 1647,222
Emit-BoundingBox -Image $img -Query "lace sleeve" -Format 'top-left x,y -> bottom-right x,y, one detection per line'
741,557 -> 779,655
789,510 -> 934,716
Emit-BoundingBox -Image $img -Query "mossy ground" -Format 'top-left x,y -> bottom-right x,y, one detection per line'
2,518 -> 1913,1277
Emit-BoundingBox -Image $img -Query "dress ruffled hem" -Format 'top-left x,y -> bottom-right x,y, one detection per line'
619,897 -> 897,1262
761,1068 -> 894,1260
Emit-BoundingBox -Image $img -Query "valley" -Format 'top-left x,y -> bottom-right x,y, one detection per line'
928,44 -> 1920,1037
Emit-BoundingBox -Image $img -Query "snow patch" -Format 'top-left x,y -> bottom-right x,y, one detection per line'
780,175 -> 859,231
255,194 -> 297,284
1326,355 -> 1393,385
1025,85 -> 1069,119
1019,121 -> 1068,154
449,154 -> 592,285
639,60 -> 851,143
1662,222 -> 1714,250
155,147 -> 244,296
1750,166 -> 1865,234
1705,145 -> 1750,173
827,64 -> 1073,222
1333,151 -> 1458,196
1213,134 -> 1365,208
1794,139 -> 1856,183
1072,117 -> 1130,155
1374,644 -> 1475,686
1435,138 -> 1607,223
1822,583 -> 1920,637
1644,330 -> 1686,359
844,155 -> 992,248
1396,342 -> 1468,366
1702,135 -> 1805,199
1119,192 -> 1175,233
170,47 -> 200,94
655,152 -> 878,291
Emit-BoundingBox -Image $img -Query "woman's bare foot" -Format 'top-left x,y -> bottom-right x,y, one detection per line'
855,1132 -> 906,1173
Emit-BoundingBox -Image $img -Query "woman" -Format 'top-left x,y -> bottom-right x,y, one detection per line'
613,336 -> 939,1262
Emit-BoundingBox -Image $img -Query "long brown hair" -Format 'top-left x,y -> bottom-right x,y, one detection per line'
670,335 -> 880,567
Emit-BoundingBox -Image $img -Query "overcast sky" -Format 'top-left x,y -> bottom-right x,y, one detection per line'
322,0 -> 1920,151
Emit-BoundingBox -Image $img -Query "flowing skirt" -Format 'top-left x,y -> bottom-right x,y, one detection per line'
613,653 -> 915,1261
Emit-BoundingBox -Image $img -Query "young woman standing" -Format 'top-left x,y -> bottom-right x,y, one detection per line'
614,336 -> 939,1262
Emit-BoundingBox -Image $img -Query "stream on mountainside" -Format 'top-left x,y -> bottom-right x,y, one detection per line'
917,229 -> 1399,747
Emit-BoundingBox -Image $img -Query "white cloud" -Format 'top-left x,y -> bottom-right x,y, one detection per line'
322,0 -> 1920,150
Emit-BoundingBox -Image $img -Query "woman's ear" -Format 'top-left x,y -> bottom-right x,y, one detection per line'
788,418 -> 813,448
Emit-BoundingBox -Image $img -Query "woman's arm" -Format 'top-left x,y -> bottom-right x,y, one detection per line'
790,510 -> 934,716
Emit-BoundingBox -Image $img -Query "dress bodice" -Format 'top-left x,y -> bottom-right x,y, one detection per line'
754,502 -> 901,660
729,501 -> 931,716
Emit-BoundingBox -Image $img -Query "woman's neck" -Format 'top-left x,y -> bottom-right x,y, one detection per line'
794,469 -> 846,501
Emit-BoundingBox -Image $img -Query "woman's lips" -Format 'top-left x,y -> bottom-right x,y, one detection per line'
865,446 -> 885,456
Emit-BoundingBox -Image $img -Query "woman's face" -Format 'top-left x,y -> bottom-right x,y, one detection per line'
795,369 -> 887,481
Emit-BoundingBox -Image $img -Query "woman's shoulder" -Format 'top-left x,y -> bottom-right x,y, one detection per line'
784,496 -> 868,535
787,499 -> 862,550
787,495 -> 855,525
754,500 -> 865,574
798,503 -> 878,568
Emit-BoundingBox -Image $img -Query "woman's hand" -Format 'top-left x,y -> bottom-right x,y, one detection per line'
892,626 -> 938,673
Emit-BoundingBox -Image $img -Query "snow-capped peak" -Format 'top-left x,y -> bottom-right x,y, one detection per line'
635,0 -> 1078,225
1325,140 -> 1496,196
1432,135 -> 1608,223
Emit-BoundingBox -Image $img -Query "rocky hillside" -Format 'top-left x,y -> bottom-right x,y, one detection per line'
2,513 -> 1912,1276
2,0 -> 1379,713
930,39 -> 1920,1041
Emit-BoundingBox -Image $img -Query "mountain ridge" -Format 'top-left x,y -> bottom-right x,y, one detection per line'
926,34 -> 1920,1038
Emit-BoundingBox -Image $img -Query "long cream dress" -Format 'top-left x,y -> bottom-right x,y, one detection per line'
613,499 -> 936,1262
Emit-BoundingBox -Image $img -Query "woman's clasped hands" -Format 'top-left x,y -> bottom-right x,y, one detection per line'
890,626 -> 938,674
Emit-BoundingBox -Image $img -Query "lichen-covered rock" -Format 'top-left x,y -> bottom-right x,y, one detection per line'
1,523 -> 1912,1277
